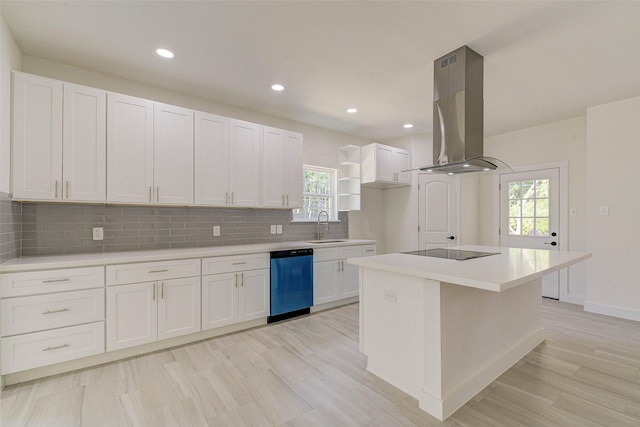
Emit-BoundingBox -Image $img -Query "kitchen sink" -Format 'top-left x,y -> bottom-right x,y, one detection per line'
306,240 -> 348,244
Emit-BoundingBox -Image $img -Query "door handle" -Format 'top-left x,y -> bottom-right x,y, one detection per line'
447,236 -> 455,240
544,241 -> 557,246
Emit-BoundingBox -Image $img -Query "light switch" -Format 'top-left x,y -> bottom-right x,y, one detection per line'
276,224 -> 283,234
213,226 -> 221,236
599,206 -> 609,216
270,225 -> 277,234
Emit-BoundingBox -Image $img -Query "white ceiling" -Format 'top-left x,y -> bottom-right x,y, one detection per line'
2,1 -> 639,142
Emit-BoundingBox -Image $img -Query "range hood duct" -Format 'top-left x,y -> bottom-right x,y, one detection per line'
417,46 -> 511,174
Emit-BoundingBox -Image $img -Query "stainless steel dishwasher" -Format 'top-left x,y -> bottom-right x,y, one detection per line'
268,248 -> 314,323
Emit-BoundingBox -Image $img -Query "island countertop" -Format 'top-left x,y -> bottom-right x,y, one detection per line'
348,245 -> 591,292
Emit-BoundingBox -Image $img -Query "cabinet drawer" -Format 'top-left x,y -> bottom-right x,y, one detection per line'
0,266 -> 104,298
1,322 -> 105,374
1,289 -> 105,336
362,244 -> 377,256
313,248 -> 339,262
106,258 -> 200,286
340,245 -> 363,259
202,253 -> 269,275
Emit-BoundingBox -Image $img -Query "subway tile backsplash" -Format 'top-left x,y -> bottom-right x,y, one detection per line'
0,192 -> 22,262
20,203 -> 348,256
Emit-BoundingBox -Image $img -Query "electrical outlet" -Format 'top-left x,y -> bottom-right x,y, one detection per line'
92,227 -> 104,241
382,289 -> 397,303
276,224 -> 283,234
270,225 -> 277,234
213,225 -> 221,236
599,206 -> 609,216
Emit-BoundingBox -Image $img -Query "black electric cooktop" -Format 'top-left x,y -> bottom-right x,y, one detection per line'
402,248 -> 499,261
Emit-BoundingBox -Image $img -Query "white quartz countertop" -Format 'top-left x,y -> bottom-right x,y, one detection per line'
348,245 -> 591,292
1,239 -> 376,273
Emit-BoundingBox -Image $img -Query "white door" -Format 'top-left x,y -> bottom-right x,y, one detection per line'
194,112 -> 229,205
106,282 -> 157,351
153,103 -> 194,205
63,83 -> 106,202
238,269 -> 270,322
228,119 -> 261,207
201,273 -> 238,330
107,93 -> 154,203
418,174 -> 459,249
12,72 -> 63,200
499,168 -> 560,299
157,277 -> 201,340
284,131 -> 304,208
261,126 -> 286,207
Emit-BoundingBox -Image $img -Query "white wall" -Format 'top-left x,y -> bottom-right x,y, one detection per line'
20,56 -> 368,170
0,13 -> 22,193
585,96 -> 640,321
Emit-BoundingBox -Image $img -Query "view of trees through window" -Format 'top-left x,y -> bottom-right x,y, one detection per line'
508,179 -> 550,236
292,166 -> 335,220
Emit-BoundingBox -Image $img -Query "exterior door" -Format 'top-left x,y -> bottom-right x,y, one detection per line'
418,174 -> 459,249
499,168 -> 560,299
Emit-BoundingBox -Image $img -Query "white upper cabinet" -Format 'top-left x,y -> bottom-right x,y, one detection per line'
194,112 -> 229,205
107,92 -> 154,203
12,72 -> 107,202
153,103 -> 194,205
12,72 -> 63,200
261,126 -> 303,208
228,119 -> 261,207
63,83 -> 106,202
361,143 -> 411,188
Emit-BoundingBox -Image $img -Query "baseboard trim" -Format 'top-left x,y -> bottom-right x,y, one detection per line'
584,301 -> 640,322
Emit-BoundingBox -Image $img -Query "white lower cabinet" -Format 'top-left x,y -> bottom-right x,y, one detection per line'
0,266 -> 106,374
202,254 -> 270,330
106,259 -> 201,351
313,244 -> 376,305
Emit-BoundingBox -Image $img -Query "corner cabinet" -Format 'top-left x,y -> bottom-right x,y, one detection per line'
361,143 -> 411,188
261,126 -> 303,208
12,72 -> 106,202
338,145 -> 361,211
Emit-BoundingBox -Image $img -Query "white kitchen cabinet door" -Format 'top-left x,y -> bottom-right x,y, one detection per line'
63,83 -> 106,202
284,131 -> 304,208
375,144 -> 395,182
157,277 -> 201,340
238,269 -> 270,322
393,149 -> 411,184
194,112 -> 229,205
261,127 -> 286,207
154,103 -> 194,205
228,119 -> 261,207
12,72 -> 63,200
106,282 -> 158,351
361,143 -> 411,188
340,246 -> 363,298
314,260 -> 340,305
201,273 -> 238,330
107,92 -> 154,203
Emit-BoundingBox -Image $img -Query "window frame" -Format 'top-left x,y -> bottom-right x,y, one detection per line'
292,164 -> 338,222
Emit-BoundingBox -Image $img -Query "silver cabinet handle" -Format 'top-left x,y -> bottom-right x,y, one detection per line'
225,191 -> 229,204
149,269 -> 169,273
65,180 -> 69,199
156,186 -> 159,202
42,278 -> 70,284
232,262 -> 247,265
161,282 -> 164,299
286,194 -> 289,206
282,195 -> 285,206
42,343 -> 70,352
149,186 -> 152,202
231,192 -> 234,204
42,308 -> 70,315
234,274 -> 238,288
153,283 -> 156,300
55,180 -> 59,198
365,249 -> 375,253
240,272 -> 244,287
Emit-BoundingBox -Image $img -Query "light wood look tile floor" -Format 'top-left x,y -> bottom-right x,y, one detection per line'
1,299 -> 639,426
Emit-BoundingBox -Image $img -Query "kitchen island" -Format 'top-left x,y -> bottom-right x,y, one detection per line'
347,245 -> 590,421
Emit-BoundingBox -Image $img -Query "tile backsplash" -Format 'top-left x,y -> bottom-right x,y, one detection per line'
0,192 -> 22,262
20,203 -> 348,256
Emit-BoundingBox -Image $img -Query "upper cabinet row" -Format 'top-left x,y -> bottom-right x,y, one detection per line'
11,72 -> 303,208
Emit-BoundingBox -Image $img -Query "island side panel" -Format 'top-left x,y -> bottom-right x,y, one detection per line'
360,267 -> 442,399
434,277 -> 545,419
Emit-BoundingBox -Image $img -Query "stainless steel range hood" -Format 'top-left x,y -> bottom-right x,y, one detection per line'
416,46 -> 511,174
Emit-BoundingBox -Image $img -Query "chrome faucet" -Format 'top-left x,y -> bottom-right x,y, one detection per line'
317,210 -> 330,240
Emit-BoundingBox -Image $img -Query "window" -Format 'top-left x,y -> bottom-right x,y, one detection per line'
292,165 -> 337,221
508,178 -> 550,236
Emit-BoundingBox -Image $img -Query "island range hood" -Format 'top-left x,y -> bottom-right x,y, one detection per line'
416,46 -> 511,174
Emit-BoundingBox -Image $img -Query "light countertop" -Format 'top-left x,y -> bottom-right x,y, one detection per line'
348,245 -> 591,292
1,239 -> 376,273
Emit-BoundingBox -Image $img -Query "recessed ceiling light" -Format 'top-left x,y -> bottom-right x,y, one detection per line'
448,172 -> 454,176
463,164 -> 470,168
156,48 -> 174,59
347,108 -> 358,114
271,84 -> 284,91
426,169 -> 433,173
403,123 -> 414,129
